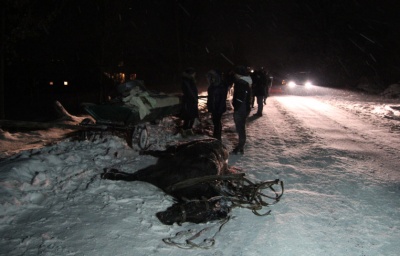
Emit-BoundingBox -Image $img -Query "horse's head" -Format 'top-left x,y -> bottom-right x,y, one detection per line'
156,197 -> 231,225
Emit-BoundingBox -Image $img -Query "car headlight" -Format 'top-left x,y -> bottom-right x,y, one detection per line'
305,81 -> 312,88
288,81 -> 296,87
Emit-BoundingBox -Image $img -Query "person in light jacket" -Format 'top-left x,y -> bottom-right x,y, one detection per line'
231,66 -> 252,154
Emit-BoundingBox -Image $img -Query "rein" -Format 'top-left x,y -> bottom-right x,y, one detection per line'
162,173 -> 284,248
162,217 -> 231,249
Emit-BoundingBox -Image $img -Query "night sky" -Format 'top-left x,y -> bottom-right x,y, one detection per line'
2,0 -> 400,118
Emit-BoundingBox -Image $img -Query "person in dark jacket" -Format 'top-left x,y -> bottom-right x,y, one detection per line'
207,69 -> 228,141
251,67 -> 268,116
231,66 -> 252,154
263,69 -> 272,105
181,67 -> 199,137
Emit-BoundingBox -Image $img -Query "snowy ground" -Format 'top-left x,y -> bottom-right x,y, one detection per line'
0,88 -> 399,256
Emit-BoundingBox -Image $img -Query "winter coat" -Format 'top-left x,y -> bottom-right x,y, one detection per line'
207,70 -> 228,115
232,75 -> 251,113
251,70 -> 268,97
181,71 -> 199,119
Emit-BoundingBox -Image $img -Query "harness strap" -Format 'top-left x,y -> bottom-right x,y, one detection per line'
166,173 -> 245,193
162,175 -> 284,248
162,216 -> 230,249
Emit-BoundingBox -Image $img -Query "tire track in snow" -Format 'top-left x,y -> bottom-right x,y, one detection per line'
273,95 -> 400,182
236,96 -> 400,256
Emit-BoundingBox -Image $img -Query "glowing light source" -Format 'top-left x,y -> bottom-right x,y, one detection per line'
288,81 -> 296,87
49,81 -> 54,86
64,81 -> 68,86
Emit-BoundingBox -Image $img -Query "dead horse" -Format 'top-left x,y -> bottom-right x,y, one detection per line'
101,138 -> 241,224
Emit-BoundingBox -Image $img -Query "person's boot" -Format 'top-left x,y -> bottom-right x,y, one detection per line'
186,129 -> 195,136
231,147 -> 244,155
213,135 -> 222,141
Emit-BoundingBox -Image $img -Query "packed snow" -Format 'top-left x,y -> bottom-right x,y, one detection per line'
1,87 -> 399,256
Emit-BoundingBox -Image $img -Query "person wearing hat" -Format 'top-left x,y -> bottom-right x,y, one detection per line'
231,65 -> 252,154
180,67 -> 199,137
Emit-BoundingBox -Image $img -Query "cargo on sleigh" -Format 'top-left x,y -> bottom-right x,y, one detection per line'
80,80 -> 181,149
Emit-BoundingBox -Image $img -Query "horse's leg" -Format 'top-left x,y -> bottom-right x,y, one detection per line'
101,168 -> 138,181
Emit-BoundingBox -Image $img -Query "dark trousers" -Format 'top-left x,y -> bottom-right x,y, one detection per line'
183,118 -> 195,130
212,113 -> 223,141
256,96 -> 264,114
233,109 -> 248,150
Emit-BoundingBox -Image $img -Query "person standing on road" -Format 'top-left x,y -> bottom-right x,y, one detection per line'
231,65 -> 252,154
251,67 -> 268,116
207,69 -> 228,141
263,68 -> 272,105
180,67 -> 199,137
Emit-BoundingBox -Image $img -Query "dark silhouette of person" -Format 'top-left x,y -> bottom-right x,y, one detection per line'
180,67 -> 199,137
251,67 -> 268,116
206,69 -> 228,141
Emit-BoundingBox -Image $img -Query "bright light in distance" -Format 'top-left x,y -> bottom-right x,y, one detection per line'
49,81 -> 54,86
305,81 -> 312,88
64,81 -> 68,86
288,81 -> 296,87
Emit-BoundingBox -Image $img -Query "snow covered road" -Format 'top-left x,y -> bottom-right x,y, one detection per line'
270,96 -> 399,181
229,95 -> 400,256
1,93 -> 399,256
